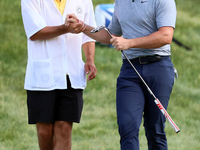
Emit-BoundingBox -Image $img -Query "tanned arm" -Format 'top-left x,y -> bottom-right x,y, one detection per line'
110,27 -> 174,51
82,42 -> 97,81
30,16 -> 80,41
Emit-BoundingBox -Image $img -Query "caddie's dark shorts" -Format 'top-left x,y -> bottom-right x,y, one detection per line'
27,76 -> 83,124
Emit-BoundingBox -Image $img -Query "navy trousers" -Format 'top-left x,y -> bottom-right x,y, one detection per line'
116,56 -> 174,150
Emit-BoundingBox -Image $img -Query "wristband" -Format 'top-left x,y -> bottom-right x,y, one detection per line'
82,23 -> 87,32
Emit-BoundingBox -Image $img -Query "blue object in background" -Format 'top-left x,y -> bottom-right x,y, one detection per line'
95,4 -> 114,47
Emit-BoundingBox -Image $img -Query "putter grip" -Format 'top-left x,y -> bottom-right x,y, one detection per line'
154,99 -> 180,133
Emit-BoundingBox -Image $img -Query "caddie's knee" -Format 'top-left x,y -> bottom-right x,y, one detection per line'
54,121 -> 73,138
37,123 -> 53,139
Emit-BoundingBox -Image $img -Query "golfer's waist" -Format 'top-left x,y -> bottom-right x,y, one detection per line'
123,55 -> 169,64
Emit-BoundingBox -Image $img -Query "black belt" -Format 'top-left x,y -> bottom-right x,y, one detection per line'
128,55 -> 167,64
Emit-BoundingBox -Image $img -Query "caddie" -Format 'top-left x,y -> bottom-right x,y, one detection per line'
21,0 -> 97,149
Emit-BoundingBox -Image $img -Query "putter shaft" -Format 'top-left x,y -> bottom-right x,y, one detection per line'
91,26 -> 180,133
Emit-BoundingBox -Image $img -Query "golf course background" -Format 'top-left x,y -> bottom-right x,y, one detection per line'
0,0 -> 200,149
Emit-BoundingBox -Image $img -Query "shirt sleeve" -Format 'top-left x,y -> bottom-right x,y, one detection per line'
82,0 -> 96,44
156,0 -> 177,29
107,4 -> 122,36
21,0 -> 47,39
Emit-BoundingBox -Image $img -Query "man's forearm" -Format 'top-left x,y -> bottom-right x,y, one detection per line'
66,14 -> 112,44
83,25 -> 112,44
129,27 -> 174,49
30,24 -> 69,41
82,41 -> 97,81
82,42 -> 95,63
111,26 -> 174,51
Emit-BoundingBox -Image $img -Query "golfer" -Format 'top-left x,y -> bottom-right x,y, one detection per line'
67,0 -> 177,149
21,0 -> 97,149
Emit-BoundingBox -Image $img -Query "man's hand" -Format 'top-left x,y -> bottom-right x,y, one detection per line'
110,36 -> 131,51
65,14 -> 86,33
85,60 -> 97,81
65,14 -> 78,26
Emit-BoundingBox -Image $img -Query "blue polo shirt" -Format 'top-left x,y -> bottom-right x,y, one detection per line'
108,0 -> 177,59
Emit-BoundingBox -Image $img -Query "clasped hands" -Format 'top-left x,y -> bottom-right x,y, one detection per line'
65,14 -> 131,51
65,14 -> 86,33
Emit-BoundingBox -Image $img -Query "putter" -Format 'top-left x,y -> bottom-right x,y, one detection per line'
91,25 -> 180,133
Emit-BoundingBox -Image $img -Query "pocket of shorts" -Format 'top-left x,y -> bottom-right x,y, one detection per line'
32,59 -> 54,89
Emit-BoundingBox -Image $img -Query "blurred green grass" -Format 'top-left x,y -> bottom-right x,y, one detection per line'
0,0 -> 200,149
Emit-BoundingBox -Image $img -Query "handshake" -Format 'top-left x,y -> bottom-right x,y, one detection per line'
64,14 -> 87,33
64,13 -> 127,52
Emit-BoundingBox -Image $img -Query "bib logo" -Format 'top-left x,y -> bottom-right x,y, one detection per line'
76,6 -> 83,15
